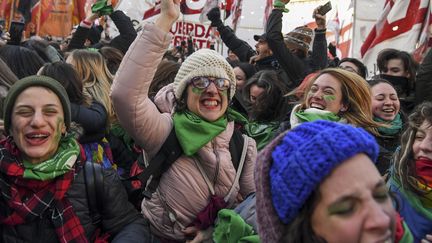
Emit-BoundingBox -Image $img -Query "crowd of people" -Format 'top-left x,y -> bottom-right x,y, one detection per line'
0,0 -> 431,242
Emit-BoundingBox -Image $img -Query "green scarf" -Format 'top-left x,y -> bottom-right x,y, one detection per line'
173,111 -> 226,156
213,209 -> 260,243
173,109 -> 248,156
295,108 -> 341,123
374,113 -> 403,136
244,121 -> 279,150
23,135 -> 80,181
110,122 -> 134,152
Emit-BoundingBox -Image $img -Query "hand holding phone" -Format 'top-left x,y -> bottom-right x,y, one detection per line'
8,21 -> 25,45
317,1 -> 332,16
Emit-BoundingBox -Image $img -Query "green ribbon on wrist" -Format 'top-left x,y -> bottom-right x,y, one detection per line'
91,0 -> 113,16
273,0 -> 289,13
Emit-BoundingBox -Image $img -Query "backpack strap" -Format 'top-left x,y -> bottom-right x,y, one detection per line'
83,161 -> 104,225
229,129 -> 245,171
225,134 -> 248,203
128,127 -> 245,200
131,128 -> 182,199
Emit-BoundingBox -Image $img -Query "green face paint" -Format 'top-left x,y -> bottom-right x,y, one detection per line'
192,87 -> 204,94
323,95 -> 336,101
54,117 -> 65,143
221,90 -> 228,97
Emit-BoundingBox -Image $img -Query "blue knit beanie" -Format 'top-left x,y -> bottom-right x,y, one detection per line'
270,120 -> 379,224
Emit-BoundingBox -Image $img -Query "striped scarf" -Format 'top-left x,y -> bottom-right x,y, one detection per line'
0,138 -> 88,243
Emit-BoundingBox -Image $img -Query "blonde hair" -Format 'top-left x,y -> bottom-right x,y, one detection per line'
69,49 -> 115,123
300,68 -> 380,135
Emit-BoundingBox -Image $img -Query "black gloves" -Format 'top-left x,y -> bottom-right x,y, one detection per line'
207,7 -> 223,27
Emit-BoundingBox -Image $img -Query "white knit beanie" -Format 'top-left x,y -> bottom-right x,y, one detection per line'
173,48 -> 236,100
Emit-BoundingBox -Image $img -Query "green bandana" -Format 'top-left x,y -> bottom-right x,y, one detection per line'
23,135 -> 80,181
273,0 -> 289,13
213,209 -> 260,243
295,108 -> 341,123
172,108 -> 248,156
244,121 -> 279,150
173,110 -> 228,156
91,0 -> 113,16
374,113 -> 403,136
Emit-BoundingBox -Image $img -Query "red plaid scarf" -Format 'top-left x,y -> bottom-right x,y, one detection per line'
0,138 -> 89,243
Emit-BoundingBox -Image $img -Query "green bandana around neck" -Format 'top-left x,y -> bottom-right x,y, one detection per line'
374,113 -> 403,136
173,110 -> 228,156
244,121 -> 279,150
295,108 -> 341,123
23,135 -> 80,181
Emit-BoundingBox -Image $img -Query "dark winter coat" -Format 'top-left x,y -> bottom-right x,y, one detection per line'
416,48 -> 432,105
0,153 -> 149,243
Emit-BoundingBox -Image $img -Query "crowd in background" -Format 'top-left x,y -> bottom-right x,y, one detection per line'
0,0 -> 431,242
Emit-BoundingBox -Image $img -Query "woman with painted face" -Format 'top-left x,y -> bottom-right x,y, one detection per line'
256,120 -> 412,243
369,79 -> 404,175
0,75 -> 150,242
290,68 -> 380,135
111,0 -> 257,241
389,102 -> 432,242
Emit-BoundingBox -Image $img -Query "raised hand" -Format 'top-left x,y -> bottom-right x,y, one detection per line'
313,6 -> 326,30
155,0 -> 181,32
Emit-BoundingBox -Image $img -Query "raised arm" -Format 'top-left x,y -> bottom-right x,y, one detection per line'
108,10 -> 137,54
207,7 -> 256,62
111,0 -> 181,157
266,6 -> 306,87
309,6 -> 328,71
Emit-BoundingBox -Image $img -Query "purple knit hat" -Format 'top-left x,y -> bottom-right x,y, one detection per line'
255,120 -> 379,243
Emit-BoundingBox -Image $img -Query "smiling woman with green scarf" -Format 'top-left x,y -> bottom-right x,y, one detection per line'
0,75 -> 150,242
111,1 -> 257,241
289,68 -> 381,135
370,79 -> 404,175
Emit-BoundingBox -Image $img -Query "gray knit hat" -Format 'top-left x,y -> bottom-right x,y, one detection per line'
173,48 -> 236,100
3,75 -> 71,134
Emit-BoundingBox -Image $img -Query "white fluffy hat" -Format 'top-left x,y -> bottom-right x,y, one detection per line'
173,48 -> 236,100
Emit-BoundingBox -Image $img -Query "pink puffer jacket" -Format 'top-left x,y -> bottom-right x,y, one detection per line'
111,23 -> 257,240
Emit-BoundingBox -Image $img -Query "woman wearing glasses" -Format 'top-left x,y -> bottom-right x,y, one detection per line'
111,0 -> 257,242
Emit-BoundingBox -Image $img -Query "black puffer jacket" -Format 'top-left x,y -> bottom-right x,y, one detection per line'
0,156 -> 149,243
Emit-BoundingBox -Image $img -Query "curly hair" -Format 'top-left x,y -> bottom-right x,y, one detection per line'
394,102 -> 432,196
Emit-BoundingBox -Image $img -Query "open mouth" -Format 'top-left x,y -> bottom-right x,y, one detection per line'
200,99 -> 220,110
382,108 -> 395,114
25,132 -> 50,145
310,103 -> 325,110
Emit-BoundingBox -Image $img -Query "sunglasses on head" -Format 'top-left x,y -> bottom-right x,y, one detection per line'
189,76 -> 230,91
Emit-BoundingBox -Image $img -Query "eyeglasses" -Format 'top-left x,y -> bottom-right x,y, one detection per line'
189,76 -> 230,91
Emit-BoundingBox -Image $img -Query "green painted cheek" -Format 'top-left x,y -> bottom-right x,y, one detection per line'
323,95 -> 336,101
192,87 -> 204,94
221,90 -> 228,97
54,118 -> 64,142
